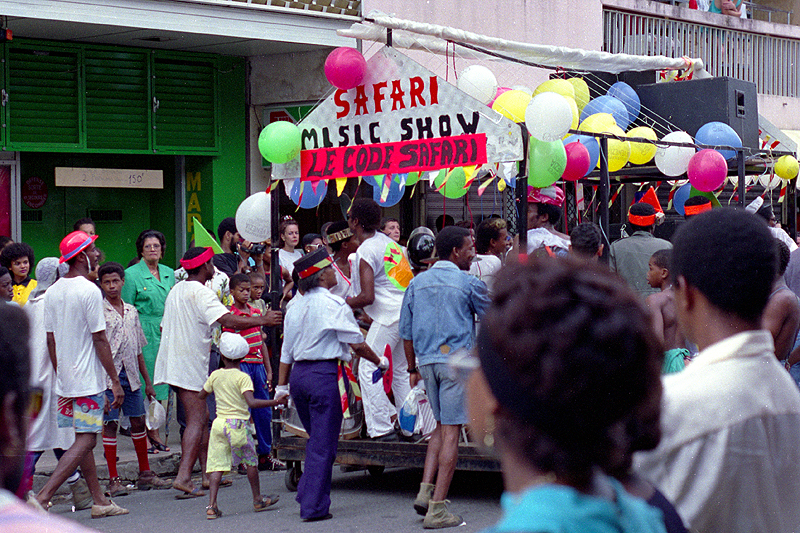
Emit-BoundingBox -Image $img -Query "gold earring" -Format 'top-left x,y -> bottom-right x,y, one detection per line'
483,414 -> 495,448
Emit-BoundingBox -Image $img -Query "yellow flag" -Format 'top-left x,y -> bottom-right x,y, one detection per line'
336,177 -> 347,196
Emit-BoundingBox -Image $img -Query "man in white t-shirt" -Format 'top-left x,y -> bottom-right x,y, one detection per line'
469,218 -> 508,294
155,247 -> 282,498
34,231 -> 128,518
346,199 -> 414,439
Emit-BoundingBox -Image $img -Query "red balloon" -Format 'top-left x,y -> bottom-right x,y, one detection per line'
687,149 -> 727,192
324,47 -> 367,90
562,141 -> 591,181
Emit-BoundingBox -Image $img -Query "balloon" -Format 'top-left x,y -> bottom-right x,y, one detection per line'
604,125 -> 631,172
525,92 -> 573,142
627,127 -> 658,165
533,79 -> 575,100
655,131 -> 695,177
258,121 -> 302,164
324,47 -> 367,90
528,137 -> 567,187
579,113 -> 617,134
361,174 -> 378,188
405,171 -> 422,186
457,65 -> 498,105
564,135 -> 600,176
694,121 -> 742,160
568,78 -> 590,114
775,155 -> 799,180
562,142 -> 591,181
235,192 -> 271,243
673,183 -> 692,216
511,85 -> 533,96
607,82 -> 641,125
289,179 -> 328,208
580,95 -> 631,130
566,97 -> 579,134
371,175 -> 406,207
489,87 -> 510,107
433,167 -> 470,199
687,149 -> 728,192
492,90 -> 531,122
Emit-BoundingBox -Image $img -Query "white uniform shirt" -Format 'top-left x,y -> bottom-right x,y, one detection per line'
634,330 -> 800,533
154,280 -> 229,392
43,276 -> 107,397
281,287 -> 363,364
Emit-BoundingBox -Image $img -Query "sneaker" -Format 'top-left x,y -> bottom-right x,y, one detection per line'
267,457 -> 286,471
137,470 -> 172,491
91,500 -> 129,519
106,477 -> 129,497
71,477 -> 93,511
414,483 -> 435,516
423,500 -> 464,529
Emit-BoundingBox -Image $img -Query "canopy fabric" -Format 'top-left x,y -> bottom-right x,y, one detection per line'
340,11 -> 708,75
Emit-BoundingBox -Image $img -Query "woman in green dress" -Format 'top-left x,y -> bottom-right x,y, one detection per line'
122,229 -> 175,452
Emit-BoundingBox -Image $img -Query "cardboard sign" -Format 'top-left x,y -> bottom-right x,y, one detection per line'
272,47 -> 522,180
55,167 -> 163,189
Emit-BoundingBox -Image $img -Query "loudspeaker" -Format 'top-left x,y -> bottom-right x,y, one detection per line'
635,77 -> 759,150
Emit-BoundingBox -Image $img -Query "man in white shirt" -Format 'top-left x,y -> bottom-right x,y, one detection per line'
635,209 -> 800,533
155,247 -> 282,498
34,231 -> 128,518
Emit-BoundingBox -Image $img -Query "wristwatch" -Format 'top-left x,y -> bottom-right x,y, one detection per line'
409,366 -> 419,374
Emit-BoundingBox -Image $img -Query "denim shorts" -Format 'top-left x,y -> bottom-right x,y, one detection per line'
419,362 -> 467,425
104,368 -> 145,422
57,391 -> 106,434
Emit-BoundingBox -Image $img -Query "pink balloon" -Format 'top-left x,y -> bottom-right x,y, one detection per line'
687,149 -> 728,192
324,47 -> 367,90
488,87 -> 511,107
562,141 -> 591,181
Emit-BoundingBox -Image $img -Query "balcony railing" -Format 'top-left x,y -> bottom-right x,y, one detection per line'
188,0 -> 361,16
603,8 -> 800,97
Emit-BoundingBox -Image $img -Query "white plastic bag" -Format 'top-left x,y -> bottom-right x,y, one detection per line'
399,384 -> 437,438
145,399 -> 166,431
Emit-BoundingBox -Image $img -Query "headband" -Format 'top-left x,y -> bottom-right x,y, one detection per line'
628,214 -> 656,226
297,255 -> 333,279
684,202 -> 712,216
179,247 -> 214,270
326,228 -> 353,245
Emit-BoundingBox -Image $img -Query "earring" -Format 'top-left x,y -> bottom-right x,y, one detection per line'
483,414 -> 495,448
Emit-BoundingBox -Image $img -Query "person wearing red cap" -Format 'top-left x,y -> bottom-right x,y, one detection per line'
154,247 -> 282,499
682,196 -> 712,220
526,186 -> 570,256
610,203 -> 672,297
34,231 -> 128,518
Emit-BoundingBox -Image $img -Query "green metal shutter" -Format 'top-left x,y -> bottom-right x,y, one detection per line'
153,56 -> 217,152
6,45 -> 82,148
85,50 -> 150,151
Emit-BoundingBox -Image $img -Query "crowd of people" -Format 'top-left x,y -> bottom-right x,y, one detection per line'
1,188 -> 799,532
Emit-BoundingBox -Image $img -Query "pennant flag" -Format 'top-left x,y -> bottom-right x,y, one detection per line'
609,184 -> 624,208
335,177 -> 347,196
478,174 -> 495,196
193,217 -> 223,254
383,344 -> 393,396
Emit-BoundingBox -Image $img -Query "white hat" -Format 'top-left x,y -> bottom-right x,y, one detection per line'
219,332 -> 249,360
745,196 -> 763,214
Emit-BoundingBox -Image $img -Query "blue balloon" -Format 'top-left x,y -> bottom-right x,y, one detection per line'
580,95 -> 631,130
695,121 -> 742,161
564,134 -> 600,176
289,179 -> 328,208
673,183 -> 692,216
607,82 -> 641,126
362,174 -> 378,188
371,174 -> 406,207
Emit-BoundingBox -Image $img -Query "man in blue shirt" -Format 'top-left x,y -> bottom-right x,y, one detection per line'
400,226 -> 490,529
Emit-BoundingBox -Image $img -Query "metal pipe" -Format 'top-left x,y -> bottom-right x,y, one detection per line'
599,137 -> 611,264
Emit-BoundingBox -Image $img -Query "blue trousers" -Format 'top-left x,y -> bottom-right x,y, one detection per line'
240,362 -> 272,455
290,360 -> 342,520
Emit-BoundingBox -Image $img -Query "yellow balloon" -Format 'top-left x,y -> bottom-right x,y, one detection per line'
579,113 -> 617,135
568,78 -> 591,114
566,96 -> 579,134
627,127 -> 658,165
491,89 -> 531,123
603,124 -> 630,172
775,155 -> 799,180
533,79 -> 575,100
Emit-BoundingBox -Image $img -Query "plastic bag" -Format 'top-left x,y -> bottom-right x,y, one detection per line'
399,384 -> 438,437
145,399 -> 166,431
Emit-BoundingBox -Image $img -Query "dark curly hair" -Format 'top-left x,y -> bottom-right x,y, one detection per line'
478,257 -> 662,490
348,198 -> 381,232
135,229 -> 166,259
0,242 -> 35,271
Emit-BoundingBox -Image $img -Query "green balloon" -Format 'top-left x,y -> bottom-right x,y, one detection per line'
528,137 -> 567,188
404,171 -> 421,186
433,168 -> 469,199
259,121 -> 302,164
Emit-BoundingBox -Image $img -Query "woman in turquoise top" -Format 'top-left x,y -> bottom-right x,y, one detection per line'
710,0 -> 744,16
122,229 -> 174,451
462,259 -> 668,533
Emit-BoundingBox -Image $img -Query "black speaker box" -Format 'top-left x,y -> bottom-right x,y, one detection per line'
634,77 -> 759,150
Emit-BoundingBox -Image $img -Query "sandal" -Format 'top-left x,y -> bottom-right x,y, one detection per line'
206,505 -> 222,520
253,494 -> 279,512
147,445 -> 159,455
173,482 -> 205,500
202,478 -> 232,490
150,441 -> 170,452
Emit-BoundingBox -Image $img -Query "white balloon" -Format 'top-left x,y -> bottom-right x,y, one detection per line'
510,85 -> 533,96
525,92 -> 573,142
235,191 -> 272,243
655,131 -> 695,177
457,65 -> 498,105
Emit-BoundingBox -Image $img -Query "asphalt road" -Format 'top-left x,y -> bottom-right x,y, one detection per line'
50,466 -> 505,533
